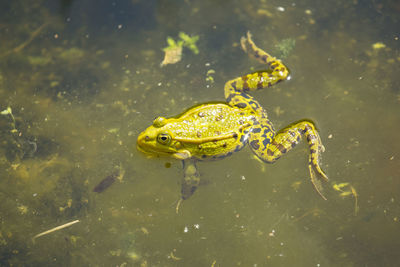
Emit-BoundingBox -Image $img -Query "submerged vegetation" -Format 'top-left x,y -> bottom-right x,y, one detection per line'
274,38 -> 296,59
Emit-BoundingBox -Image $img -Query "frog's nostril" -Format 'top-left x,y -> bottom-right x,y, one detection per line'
145,136 -> 150,141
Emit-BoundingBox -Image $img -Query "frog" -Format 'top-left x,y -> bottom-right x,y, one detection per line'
137,32 -> 329,201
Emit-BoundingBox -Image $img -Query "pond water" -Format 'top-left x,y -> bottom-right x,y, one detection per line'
1,0 -> 399,266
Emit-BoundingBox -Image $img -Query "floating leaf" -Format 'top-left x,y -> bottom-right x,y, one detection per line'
160,45 -> 183,66
160,32 -> 199,66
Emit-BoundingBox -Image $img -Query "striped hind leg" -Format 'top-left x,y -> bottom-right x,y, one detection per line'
224,32 -> 289,113
249,120 -> 329,199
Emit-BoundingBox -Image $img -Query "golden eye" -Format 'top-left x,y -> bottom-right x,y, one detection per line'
157,133 -> 171,145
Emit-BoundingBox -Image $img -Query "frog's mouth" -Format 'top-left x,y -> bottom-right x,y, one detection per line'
136,142 -> 166,158
136,138 -> 173,158
136,142 -> 191,160
137,131 -> 192,160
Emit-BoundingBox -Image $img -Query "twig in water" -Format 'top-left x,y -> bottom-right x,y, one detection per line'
175,198 -> 183,214
292,208 -> 322,222
2,22 -> 48,57
32,219 -> 80,241
350,186 -> 359,216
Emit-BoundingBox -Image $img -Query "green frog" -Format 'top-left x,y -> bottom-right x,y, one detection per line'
137,32 -> 328,201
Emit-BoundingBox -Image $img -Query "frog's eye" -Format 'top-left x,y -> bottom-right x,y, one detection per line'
157,133 -> 171,145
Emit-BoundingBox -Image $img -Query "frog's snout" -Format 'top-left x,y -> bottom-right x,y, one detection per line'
137,131 -> 148,143
136,131 -> 150,151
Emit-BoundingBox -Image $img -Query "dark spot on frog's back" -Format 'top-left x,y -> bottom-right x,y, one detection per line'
235,102 -> 247,109
215,114 -> 224,121
262,138 -> 271,147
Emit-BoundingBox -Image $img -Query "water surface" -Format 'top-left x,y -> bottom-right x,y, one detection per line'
1,0 -> 399,266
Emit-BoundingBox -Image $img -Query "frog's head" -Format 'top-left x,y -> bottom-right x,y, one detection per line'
137,116 -> 192,160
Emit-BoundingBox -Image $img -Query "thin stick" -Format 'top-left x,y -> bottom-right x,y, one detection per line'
2,22 -> 48,57
33,219 -> 80,240
350,186 -> 359,216
175,199 -> 183,214
292,208 -> 321,222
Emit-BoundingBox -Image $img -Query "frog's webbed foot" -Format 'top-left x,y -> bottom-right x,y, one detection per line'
240,32 -> 268,63
240,31 -> 272,65
305,127 -> 329,200
240,31 -> 289,80
249,120 -> 328,199
181,159 -> 200,200
309,157 -> 329,200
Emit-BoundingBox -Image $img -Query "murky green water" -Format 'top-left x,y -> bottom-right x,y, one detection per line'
1,0 -> 399,266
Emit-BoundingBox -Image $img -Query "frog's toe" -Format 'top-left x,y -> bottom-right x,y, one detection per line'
320,144 -> 326,153
316,164 -> 329,182
308,162 -> 329,200
240,37 -> 248,52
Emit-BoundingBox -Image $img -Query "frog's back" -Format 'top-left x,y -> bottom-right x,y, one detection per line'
166,103 -> 255,159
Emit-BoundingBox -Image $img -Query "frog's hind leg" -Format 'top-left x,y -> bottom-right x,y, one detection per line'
240,31 -> 289,79
224,32 -> 289,112
250,120 -> 329,200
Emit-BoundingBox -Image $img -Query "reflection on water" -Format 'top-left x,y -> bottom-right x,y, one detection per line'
0,0 -> 399,266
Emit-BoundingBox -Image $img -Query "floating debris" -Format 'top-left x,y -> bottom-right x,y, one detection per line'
161,44 -> 182,66
332,182 -> 359,216
17,204 -> 28,215
169,249 -> 182,261
372,42 -> 386,50
33,219 -> 80,241
93,173 -> 118,193
206,69 -> 215,83
1,106 -> 16,131
160,32 -> 199,66
140,227 -> 149,235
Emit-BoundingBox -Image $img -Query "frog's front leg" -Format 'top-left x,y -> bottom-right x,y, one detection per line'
181,159 -> 200,200
249,120 -> 329,200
